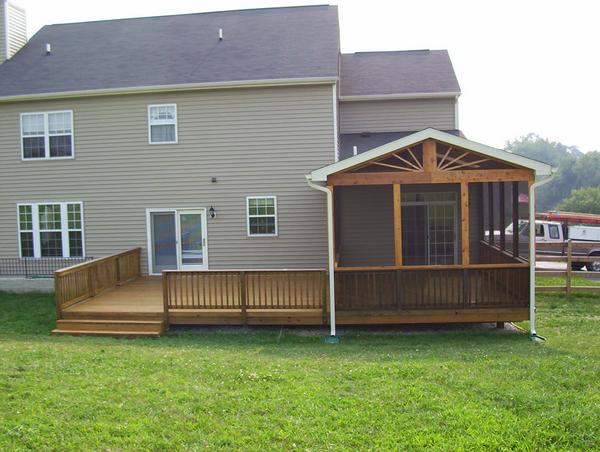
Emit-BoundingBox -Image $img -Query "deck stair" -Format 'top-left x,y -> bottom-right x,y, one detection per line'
52,318 -> 165,337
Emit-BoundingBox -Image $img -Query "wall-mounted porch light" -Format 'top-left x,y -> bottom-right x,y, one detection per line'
208,206 -> 216,219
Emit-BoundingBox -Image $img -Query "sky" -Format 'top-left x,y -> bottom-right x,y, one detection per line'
16,0 -> 600,152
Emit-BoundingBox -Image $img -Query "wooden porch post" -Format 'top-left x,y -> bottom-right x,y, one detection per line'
329,185 -> 336,267
499,181 -> 506,250
488,182 -> 495,245
460,181 -> 470,265
512,181 -> 519,257
393,184 -> 402,266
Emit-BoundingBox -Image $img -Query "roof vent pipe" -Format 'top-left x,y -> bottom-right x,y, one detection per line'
218,28 -> 223,40
45,43 -> 51,55
353,146 -> 358,156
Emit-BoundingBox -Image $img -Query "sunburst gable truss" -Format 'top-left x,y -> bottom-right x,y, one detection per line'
309,128 -> 553,183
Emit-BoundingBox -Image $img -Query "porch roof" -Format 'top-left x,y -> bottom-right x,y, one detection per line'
310,129 -> 554,182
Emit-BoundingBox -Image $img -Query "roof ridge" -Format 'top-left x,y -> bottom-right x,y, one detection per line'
44,4 -> 334,28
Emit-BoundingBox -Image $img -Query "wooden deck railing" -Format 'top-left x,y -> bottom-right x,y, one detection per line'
54,248 -> 141,318
536,240 -> 600,294
163,270 -> 328,312
335,265 -> 529,311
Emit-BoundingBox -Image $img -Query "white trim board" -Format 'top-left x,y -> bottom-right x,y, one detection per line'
308,128 -> 554,181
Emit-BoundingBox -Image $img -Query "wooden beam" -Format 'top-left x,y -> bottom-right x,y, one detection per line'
422,139 -> 437,172
327,168 -> 535,186
460,181 -> 470,265
512,181 -> 519,257
488,182 -> 494,246
393,184 -> 402,266
334,263 -> 529,271
499,181 -> 506,250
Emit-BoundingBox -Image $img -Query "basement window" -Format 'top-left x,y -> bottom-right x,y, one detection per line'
148,104 -> 178,144
17,202 -> 85,258
21,111 -> 74,159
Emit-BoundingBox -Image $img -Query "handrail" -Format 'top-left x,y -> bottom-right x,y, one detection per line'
55,248 -> 141,276
54,248 -> 141,318
335,263 -> 529,272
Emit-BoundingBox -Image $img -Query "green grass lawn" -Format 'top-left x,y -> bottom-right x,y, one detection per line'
0,292 -> 598,450
537,274 -> 600,287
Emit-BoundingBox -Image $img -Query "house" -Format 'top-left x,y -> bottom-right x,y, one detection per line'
0,5 -> 553,337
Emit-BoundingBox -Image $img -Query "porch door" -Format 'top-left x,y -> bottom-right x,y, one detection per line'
149,209 -> 208,273
150,212 -> 178,274
401,193 -> 458,265
176,210 -> 207,270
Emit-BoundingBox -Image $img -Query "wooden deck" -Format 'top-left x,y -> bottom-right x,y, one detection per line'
62,277 -> 164,318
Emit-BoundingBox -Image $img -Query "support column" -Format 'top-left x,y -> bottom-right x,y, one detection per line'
460,181 -> 470,265
422,139 -> 437,172
512,181 -> 519,257
393,184 -> 402,266
499,181 -> 506,250
488,182 -> 495,245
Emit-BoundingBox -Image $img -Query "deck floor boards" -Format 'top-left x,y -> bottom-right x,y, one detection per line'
63,277 -> 164,315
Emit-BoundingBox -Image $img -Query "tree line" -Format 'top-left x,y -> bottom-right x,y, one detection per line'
506,134 -> 600,214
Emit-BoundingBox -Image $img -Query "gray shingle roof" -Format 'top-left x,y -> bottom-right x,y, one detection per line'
340,130 -> 464,160
340,50 -> 460,97
0,5 -> 340,97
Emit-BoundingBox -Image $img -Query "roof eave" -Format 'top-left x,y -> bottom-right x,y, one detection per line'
0,76 -> 339,103
339,91 -> 461,102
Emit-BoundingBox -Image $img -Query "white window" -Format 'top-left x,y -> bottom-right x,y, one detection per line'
247,196 -> 278,236
17,202 -> 84,258
148,104 -> 178,144
21,111 -> 74,159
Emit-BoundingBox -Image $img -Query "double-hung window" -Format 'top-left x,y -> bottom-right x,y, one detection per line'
17,202 -> 84,258
21,111 -> 74,159
148,104 -> 178,144
247,196 -> 278,236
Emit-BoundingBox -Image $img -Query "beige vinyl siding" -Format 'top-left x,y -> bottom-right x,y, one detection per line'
339,98 -> 456,133
6,2 -> 26,58
0,84 -> 334,272
0,2 -> 6,62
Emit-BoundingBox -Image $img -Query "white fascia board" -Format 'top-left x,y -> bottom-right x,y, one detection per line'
309,128 -> 553,181
339,92 -> 461,102
0,76 -> 338,103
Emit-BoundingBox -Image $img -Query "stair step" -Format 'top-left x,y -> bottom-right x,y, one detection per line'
56,319 -> 164,333
52,329 -> 162,338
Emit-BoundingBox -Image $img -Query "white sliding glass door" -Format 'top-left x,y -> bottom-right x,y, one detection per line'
148,208 -> 208,274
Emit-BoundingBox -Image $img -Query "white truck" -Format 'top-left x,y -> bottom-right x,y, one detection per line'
529,212 -> 600,271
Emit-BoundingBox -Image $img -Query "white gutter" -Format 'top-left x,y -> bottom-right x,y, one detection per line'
528,171 -> 556,339
3,1 -> 9,61
0,76 -> 339,103
339,91 -> 461,102
305,175 -> 337,339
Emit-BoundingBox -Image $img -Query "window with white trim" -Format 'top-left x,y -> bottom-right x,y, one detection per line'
247,196 -> 278,236
148,104 -> 177,144
17,202 -> 84,258
21,111 -> 73,159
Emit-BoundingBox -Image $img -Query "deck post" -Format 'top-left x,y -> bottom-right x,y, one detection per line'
512,181 -> 519,257
321,271 -> 328,325
488,182 -> 495,246
393,184 -> 402,266
499,182 -> 506,251
460,181 -> 470,265
240,271 -> 247,325
162,271 -> 170,329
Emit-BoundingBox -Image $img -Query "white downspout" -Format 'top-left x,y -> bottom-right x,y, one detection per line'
305,175 -> 337,339
528,172 -> 555,339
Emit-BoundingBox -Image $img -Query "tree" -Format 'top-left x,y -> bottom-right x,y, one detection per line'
557,187 -> 600,214
505,133 -> 600,211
